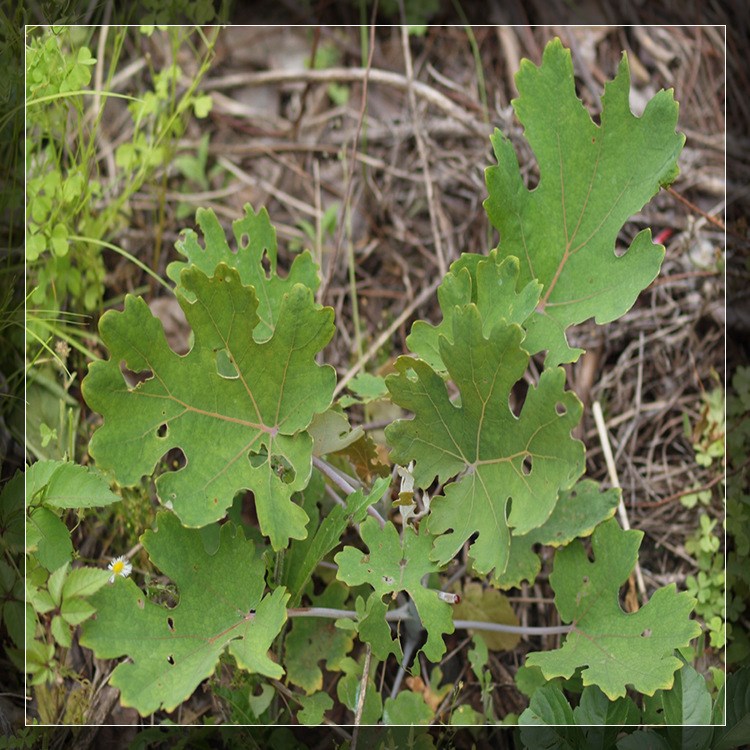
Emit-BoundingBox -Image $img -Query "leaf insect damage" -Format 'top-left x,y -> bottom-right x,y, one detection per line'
79,37 -> 702,718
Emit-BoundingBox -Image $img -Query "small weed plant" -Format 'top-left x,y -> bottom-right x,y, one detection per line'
19,38 -> 728,734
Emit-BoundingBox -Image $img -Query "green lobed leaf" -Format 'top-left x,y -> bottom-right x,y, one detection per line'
493,479 -> 620,589
82,264 -> 336,548
284,581 -> 354,695
484,38 -> 683,366
382,690 -> 433,725
80,511 -> 289,716
526,518 -> 702,699
335,518 -> 454,662
407,251 -> 541,374
168,205 -> 320,341
386,305 -> 583,578
297,691 -> 334,725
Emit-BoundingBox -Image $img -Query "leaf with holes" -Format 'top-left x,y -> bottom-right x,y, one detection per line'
334,518 -> 454,662
82,264 -> 335,548
386,304 -> 583,578
493,479 -> 620,590
168,204 -> 320,341
484,38 -> 683,366
407,251 -> 541,374
526,518 -> 702,699
80,511 -> 289,716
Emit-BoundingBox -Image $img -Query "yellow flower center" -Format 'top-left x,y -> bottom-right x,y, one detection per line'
112,560 -> 125,574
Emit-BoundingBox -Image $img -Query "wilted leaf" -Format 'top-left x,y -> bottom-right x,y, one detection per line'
386,305 -> 583,578
526,518 -> 702,699
83,264 -> 335,549
485,38 -> 683,365
80,511 -> 289,715
452,581 -> 520,652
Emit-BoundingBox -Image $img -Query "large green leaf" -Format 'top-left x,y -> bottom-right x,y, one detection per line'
83,264 -> 335,548
80,511 -> 289,716
485,38 -> 683,366
386,305 -> 583,578
335,518 -> 454,662
526,518 -> 701,699
168,204 -> 319,341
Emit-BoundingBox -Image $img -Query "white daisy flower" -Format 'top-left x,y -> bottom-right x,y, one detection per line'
108,555 -> 133,583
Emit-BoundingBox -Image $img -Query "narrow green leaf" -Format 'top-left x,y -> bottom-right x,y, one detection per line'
485,38 -> 683,365
47,562 -> 68,606
285,475 -> 390,603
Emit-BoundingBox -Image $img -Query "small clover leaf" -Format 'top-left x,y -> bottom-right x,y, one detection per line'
387,305 -> 583,578
335,518 -> 454,662
485,38 -> 683,366
83,264 -> 335,548
80,512 -> 289,716
526,518 -> 702,699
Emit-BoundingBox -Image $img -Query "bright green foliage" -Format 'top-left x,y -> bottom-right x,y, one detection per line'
526,518 -> 702,699
83,264 -> 335,548
284,582 -> 354,694
168,205 -> 320,341
493,479 -> 619,589
26,507 -> 73,572
25,459 -> 120,509
335,518 -> 454,662
407,251 -> 541,373
27,563 -> 110,650
387,306 -> 583,578
485,38 -> 683,366
80,512 -> 289,715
